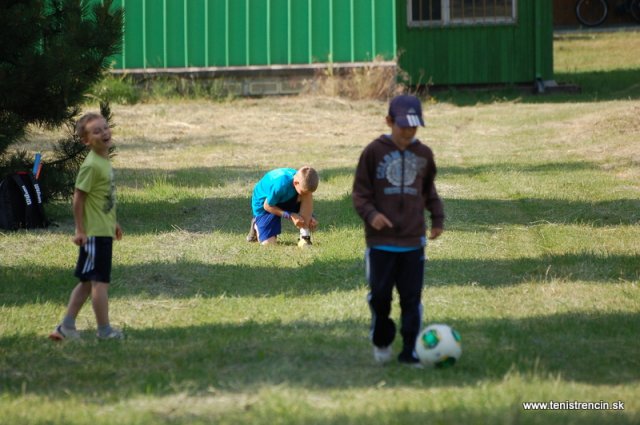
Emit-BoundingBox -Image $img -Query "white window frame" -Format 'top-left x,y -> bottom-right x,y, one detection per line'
407,0 -> 517,27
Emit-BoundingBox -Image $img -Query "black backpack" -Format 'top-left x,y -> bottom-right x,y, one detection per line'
0,172 -> 49,230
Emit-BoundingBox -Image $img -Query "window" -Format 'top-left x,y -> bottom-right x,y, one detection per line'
411,0 -> 442,22
408,0 -> 517,26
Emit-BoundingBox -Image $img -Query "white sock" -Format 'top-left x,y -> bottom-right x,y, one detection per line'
300,228 -> 310,238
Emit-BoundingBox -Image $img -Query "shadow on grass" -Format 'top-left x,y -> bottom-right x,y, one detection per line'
40,161 -> 639,235
428,253 -> 640,286
441,161 -> 604,176
1,312 -> 638,398
114,166 -> 359,191
445,197 -> 640,230
2,250 -> 637,307
93,193 -> 640,234
115,165 -> 267,190
114,161 -> 615,187
113,194 -> 362,234
431,68 -> 640,106
0,257 -> 363,306
42,191 -> 640,237
113,160 -> 632,188
42,165 -> 361,233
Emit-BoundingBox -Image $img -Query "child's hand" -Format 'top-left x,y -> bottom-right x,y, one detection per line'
369,213 -> 393,230
309,216 -> 318,231
72,232 -> 87,247
429,227 -> 443,240
115,223 -> 123,241
291,213 -> 305,229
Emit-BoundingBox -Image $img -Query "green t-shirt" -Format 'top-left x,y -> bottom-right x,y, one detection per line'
75,150 -> 117,237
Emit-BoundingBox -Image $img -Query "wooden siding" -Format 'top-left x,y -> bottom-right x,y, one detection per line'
106,0 -> 396,70
396,0 -> 554,85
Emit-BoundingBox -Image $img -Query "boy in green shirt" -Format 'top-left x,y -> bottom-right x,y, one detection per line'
49,113 -> 124,340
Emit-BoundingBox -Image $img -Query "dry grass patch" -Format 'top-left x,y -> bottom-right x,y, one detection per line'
554,31 -> 640,72
302,57 -> 406,100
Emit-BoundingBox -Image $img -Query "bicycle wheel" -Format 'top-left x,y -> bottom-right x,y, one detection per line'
575,0 -> 608,26
630,0 -> 640,23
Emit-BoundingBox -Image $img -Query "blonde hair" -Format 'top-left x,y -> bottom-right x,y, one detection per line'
75,113 -> 104,141
296,166 -> 319,192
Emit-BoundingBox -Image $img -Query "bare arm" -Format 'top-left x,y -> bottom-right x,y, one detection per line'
263,199 -> 306,228
72,189 -> 88,246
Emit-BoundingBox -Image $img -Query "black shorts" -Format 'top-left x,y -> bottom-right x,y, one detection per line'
74,236 -> 113,283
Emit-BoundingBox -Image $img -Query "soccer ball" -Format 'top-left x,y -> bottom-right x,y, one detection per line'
415,324 -> 462,367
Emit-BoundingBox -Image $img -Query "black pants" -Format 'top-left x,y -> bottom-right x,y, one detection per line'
366,247 -> 425,354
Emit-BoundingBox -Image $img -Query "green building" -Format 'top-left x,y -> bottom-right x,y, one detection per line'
107,0 -> 553,92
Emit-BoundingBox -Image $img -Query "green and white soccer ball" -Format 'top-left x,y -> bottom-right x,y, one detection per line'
415,324 -> 462,367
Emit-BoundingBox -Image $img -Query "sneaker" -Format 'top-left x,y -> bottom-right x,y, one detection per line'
297,235 -> 312,248
398,352 -> 424,368
373,345 -> 393,364
246,218 -> 257,242
97,328 -> 124,340
48,324 -> 80,341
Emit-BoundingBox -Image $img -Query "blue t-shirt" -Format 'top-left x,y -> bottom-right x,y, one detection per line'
252,168 -> 297,217
373,236 -> 425,252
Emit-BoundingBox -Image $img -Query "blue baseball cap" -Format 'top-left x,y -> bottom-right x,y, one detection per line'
388,95 -> 425,128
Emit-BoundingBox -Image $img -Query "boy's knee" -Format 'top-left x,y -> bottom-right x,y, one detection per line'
261,237 -> 277,245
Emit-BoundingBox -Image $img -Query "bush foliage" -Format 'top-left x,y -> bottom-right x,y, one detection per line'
0,0 -> 123,199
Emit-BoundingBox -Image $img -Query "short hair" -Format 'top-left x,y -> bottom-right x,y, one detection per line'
75,113 -> 104,141
296,166 -> 319,192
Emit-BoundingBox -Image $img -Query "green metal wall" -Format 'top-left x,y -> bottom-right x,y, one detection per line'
106,0 -> 396,69
395,0 -> 554,85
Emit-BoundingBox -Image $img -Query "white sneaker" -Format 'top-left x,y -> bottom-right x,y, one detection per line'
97,328 -> 124,340
373,346 -> 392,364
48,324 -> 81,341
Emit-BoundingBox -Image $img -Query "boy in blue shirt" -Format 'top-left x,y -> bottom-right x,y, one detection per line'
247,166 -> 319,247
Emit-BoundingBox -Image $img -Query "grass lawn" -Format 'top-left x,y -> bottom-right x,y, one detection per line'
1,31 -> 639,425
